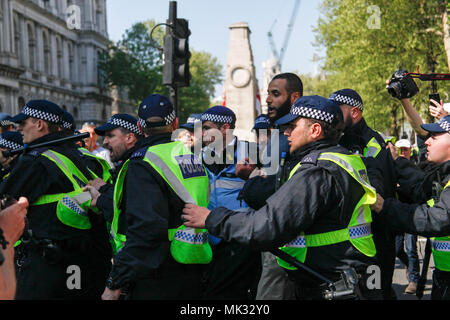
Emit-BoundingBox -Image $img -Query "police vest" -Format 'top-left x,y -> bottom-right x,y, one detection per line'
277,152 -> 377,270
78,147 -> 113,184
427,180 -> 450,272
364,137 -> 383,158
31,150 -> 98,230
112,141 -> 212,264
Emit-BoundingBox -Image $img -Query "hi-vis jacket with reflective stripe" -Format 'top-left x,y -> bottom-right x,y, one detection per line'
424,180 -> 450,272
112,140 -> 212,264
32,149 -> 98,229
277,151 -> 377,269
203,142 -> 379,278
383,172 -> 450,272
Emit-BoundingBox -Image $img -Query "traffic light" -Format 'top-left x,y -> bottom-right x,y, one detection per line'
163,18 -> 191,88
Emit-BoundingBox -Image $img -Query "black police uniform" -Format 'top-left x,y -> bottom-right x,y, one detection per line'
381,160 -> 450,300
106,133 -> 205,299
339,117 -> 398,300
0,132 -> 112,299
205,140 -> 382,300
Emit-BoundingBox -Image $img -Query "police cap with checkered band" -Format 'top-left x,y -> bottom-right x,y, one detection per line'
329,88 -> 364,111
201,106 -> 236,126
11,99 -> 63,124
180,113 -> 202,130
61,110 -> 75,131
0,131 -> 24,150
95,113 -> 142,136
138,94 -> 176,129
421,115 -> 450,134
275,95 -> 343,126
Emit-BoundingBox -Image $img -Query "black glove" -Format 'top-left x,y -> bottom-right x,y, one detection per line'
387,69 -> 419,100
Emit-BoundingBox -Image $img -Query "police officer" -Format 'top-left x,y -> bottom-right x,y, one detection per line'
372,115 -> 450,300
200,105 -> 261,300
179,113 -> 202,153
0,113 -> 15,134
237,73 -> 302,301
102,94 -> 210,300
330,88 -> 398,300
183,95 -> 383,300
84,114 -> 142,239
0,131 -> 24,182
0,99 -> 111,299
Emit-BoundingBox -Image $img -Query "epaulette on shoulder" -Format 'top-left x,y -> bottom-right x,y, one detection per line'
301,151 -> 321,165
27,147 -> 49,158
130,147 -> 147,160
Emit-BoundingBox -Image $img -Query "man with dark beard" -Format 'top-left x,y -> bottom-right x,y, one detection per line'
329,88 -> 398,300
236,73 -> 302,300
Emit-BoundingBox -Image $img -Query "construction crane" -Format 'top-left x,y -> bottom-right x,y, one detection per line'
267,0 -> 301,70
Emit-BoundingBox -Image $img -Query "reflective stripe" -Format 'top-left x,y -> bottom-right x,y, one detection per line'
43,150 -> 71,172
214,179 -> 245,190
349,223 -> 371,239
285,234 -> 306,248
174,228 -> 209,245
432,240 -> 450,252
144,151 -> 195,203
284,224 -> 372,248
365,146 -> 379,158
61,196 -> 87,216
318,154 -> 374,191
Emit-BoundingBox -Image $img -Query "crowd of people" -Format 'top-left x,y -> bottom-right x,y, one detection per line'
0,70 -> 449,300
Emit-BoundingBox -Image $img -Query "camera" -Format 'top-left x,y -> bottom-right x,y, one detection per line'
387,69 -> 419,99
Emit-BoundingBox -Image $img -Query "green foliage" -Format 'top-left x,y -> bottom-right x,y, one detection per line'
99,20 -> 223,124
312,0 -> 450,138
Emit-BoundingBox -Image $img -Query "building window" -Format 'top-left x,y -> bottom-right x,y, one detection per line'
27,23 -> 36,70
73,106 -> 78,119
56,37 -> 63,78
18,97 -> 25,110
43,30 -> 51,75
13,15 -> 21,62
68,42 -> 75,82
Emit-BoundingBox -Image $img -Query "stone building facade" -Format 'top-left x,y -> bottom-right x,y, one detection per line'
0,0 -> 119,128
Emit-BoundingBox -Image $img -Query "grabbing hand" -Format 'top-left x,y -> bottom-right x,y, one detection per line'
235,157 -> 257,180
370,193 -> 385,213
0,197 -> 28,244
182,204 -> 211,229
102,287 -> 121,300
88,178 -> 107,191
83,185 -> 100,208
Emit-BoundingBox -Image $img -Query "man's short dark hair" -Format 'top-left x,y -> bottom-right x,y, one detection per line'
272,73 -> 303,96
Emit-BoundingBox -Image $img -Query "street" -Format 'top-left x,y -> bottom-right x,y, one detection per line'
393,236 -> 433,300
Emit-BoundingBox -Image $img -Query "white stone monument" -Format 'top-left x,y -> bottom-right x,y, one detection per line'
224,22 -> 259,142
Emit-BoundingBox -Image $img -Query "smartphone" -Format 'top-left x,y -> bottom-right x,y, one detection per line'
429,93 -> 441,104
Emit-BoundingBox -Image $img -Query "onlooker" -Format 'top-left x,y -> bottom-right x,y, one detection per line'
392,139 -> 420,294
80,121 -> 114,169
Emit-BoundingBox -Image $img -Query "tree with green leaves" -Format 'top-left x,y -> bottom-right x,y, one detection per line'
99,20 -> 223,124
312,0 -> 450,138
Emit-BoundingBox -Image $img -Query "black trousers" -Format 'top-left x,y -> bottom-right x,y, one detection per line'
372,218 -> 397,300
15,248 -> 111,300
200,241 -> 262,300
431,269 -> 450,300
